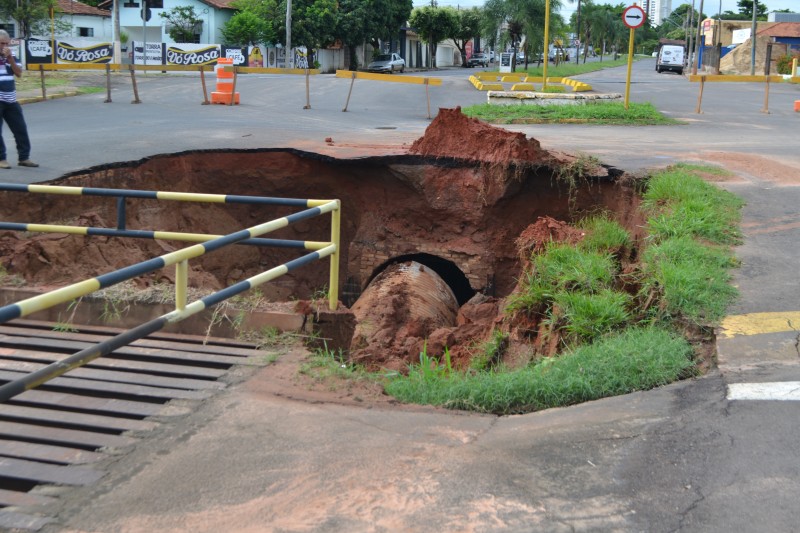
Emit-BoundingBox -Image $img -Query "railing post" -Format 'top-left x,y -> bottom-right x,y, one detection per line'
129,65 -> 141,104
199,64 -> 210,105
328,200 -> 341,310
175,260 -> 188,311
104,63 -> 112,103
343,71 -> 356,112
116,196 -> 126,230
39,65 -> 47,100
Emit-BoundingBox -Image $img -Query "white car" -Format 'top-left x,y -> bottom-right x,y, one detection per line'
367,53 -> 405,74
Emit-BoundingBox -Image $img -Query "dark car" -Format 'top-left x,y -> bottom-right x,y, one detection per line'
366,53 -> 405,74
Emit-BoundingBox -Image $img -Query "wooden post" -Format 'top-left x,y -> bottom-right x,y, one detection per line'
303,68 -> 311,109
199,65 -> 210,105
695,75 -> 705,114
38,65 -> 47,100
228,65 -> 237,106
129,65 -> 141,104
104,63 -> 112,103
425,78 -> 431,119
762,43 -> 772,114
342,71 -> 356,112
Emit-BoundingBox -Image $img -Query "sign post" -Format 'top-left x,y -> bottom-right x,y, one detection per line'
622,4 -> 646,109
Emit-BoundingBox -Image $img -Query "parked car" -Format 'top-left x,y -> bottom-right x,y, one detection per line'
366,53 -> 405,74
467,53 -> 489,68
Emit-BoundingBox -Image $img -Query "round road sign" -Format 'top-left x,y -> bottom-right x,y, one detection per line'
622,5 -> 646,29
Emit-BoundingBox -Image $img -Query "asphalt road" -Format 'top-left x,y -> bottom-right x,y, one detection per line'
5,59 -> 800,532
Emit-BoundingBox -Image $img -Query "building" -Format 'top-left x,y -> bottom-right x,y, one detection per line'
645,0 -> 672,27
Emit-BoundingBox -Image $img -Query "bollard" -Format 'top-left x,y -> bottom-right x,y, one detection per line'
795,101 -> 800,112
211,58 -> 240,105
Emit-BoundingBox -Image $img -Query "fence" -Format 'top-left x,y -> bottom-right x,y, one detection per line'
0,183 -> 341,401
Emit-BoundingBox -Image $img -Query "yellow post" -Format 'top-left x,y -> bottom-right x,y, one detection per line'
542,0 -> 551,89
328,200 -> 341,310
793,58 -> 798,77
624,26 -> 635,109
175,259 -> 188,311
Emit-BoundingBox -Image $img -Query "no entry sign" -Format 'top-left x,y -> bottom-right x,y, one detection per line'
623,5 -> 646,29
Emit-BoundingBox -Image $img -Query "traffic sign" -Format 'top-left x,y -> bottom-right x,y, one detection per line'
622,5 -> 646,29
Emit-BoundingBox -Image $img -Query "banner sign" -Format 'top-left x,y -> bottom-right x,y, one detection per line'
132,41 -> 166,64
166,44 -> 220,65
25,38 -> 54,64
56,41 -> 112,63
221,45 -> 248,66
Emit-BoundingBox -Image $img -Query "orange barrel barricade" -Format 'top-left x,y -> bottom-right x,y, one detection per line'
211,57 -> 240,105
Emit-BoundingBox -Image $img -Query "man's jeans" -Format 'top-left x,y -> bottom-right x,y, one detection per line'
0,101 -> 31,161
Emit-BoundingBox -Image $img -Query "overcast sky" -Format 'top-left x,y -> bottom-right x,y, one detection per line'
414,0 -> 799,20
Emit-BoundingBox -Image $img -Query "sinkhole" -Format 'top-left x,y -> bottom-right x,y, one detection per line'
0,109 -> 645,371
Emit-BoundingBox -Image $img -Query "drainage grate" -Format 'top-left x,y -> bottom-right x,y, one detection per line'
0,319 -> 271,531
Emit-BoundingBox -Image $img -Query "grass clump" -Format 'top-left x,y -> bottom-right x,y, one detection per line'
553,289 -> 632,343
506,243 -> 616,314
576,215 -> 631,253
461,102 -> 678,125
641,166 -> 744,245
385,327 -> 694,415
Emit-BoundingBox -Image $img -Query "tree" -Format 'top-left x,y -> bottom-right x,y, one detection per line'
409,5 -> 457,68
334,0 -> 412,70
736,0 -> 768,19
222,11 -> 275,45
447,7 -> 482,67
0,0 -> 59,38
159,6 -> 203,43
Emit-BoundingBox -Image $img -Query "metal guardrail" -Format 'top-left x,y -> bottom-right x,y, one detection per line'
0,183 -> 341,402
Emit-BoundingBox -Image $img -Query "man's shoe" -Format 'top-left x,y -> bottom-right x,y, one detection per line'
0,160 -> 10,169
18,160 -> 39,168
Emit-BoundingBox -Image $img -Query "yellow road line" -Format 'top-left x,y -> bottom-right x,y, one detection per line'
719,311 -> 800,338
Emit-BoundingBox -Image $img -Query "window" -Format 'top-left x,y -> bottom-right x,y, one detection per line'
78,28 -> 94,37
0,24 -> 15,38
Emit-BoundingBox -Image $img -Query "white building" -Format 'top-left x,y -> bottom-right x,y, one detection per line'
645,0 -> 672,27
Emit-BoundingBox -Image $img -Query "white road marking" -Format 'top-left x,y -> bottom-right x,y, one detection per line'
727,382 -> 800,401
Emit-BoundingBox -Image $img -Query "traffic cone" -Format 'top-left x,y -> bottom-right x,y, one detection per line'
211,57 -> 240,105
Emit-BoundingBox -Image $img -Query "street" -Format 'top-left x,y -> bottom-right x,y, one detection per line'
4,59 -> 800,532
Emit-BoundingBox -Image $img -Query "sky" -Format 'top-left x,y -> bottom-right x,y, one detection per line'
414,0 -> 799,20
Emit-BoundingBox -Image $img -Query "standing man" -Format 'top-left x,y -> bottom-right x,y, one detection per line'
0,30 -> 37,169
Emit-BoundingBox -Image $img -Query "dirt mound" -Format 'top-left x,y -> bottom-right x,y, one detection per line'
515,216 -> 586,259
408,107 -> 555,166
719,35 -> 787,75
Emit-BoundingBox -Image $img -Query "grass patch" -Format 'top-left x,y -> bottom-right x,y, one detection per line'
385,327 -> 694,414
576,215 -> 632,254
382,164 -> 742,414
461,102 -> 679,125
513,56 -> 633,77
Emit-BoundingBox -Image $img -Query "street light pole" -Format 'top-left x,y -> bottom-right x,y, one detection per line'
574,0 -> 580,65
750,0 -> 757,75
286,0 -> 292,69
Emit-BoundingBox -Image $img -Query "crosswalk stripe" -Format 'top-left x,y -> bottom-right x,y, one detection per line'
727,382 -> 800,401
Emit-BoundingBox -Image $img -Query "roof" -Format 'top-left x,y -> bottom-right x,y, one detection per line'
757,22 -> 800,38
57,0 -> 110,17
97,0 -> 236,11
198,0 -> 237,9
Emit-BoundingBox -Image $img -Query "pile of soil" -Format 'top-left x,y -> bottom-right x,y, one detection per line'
719,35 -> 787,75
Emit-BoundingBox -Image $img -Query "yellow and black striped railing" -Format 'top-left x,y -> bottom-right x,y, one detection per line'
0,183 -> 341,401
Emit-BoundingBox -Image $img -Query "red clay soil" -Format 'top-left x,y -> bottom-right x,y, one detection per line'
0,108 -> 643,372
409,107 -> 556,167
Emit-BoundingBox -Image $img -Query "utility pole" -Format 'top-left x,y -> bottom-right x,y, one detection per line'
285,0 -> 292,68
692,0 -> 705,75
750,0 -> 757,75
574,0 -> 581,65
